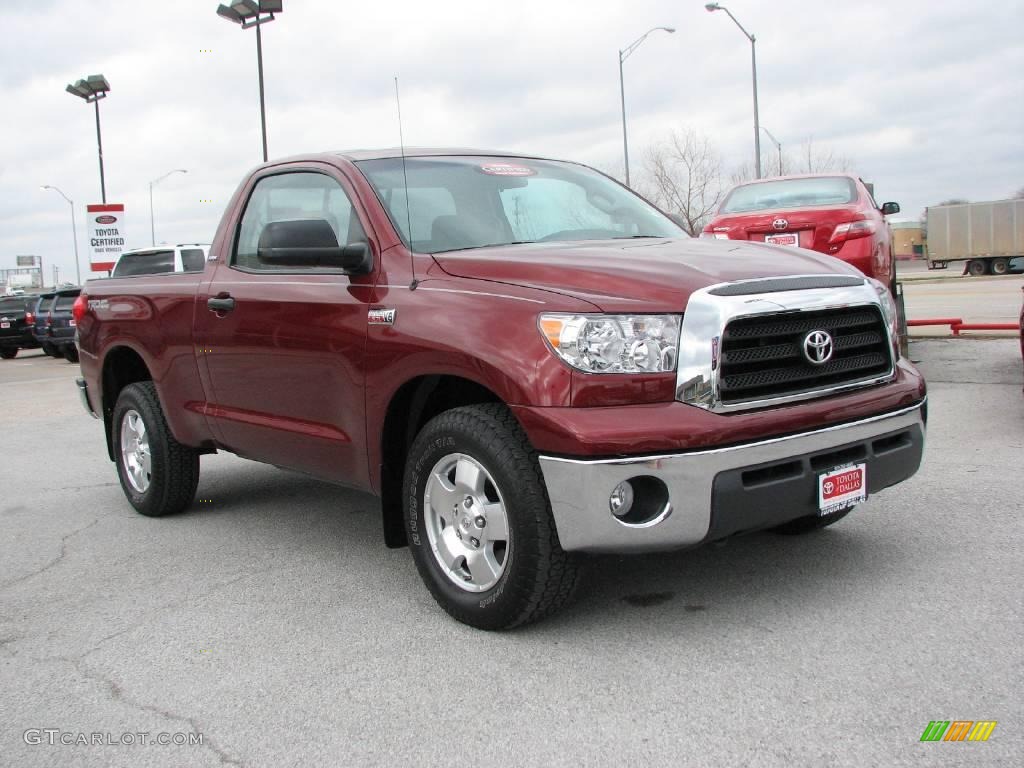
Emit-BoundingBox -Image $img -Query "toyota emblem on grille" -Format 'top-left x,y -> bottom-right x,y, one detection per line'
772,218 -> 788,230
802,330 -> 834,365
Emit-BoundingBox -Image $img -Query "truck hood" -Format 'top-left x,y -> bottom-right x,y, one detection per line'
431,238 -> 863,312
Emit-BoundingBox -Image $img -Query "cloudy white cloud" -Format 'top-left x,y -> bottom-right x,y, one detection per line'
2,0 -> 1022,283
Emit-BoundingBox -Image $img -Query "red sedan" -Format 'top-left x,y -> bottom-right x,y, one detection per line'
702,174 -> 901,291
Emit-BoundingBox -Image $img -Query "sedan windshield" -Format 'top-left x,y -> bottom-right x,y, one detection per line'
720,176 -> 858,214
355,156 -> 683,253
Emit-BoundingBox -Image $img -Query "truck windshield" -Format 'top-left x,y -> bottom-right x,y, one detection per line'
720,177 -> 857,214
355,156 -> 683,253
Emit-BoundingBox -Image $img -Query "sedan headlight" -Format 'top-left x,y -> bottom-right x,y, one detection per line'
539,314 -> 681,374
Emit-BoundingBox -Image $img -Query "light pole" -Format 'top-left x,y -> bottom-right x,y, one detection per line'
65,74 -> 111,203
705,3 -> 761,179
149,170 -> 188,245
216,1 -> 283,163
619,26 -> 675,188
761,126 -> 782,176
41,185 -> 82,286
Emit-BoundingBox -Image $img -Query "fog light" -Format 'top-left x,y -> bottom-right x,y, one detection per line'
609,481 -> 635,518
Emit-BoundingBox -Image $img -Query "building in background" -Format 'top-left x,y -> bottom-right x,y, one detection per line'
890,220 -> 925,260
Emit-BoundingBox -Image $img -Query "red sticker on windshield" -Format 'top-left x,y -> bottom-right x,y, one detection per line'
479,163 -> 536,177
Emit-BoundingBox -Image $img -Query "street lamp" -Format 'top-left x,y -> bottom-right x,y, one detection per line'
65,74 -> 111,202
149,169 -> 188,246
216,0 -> 283,162
618,26 -> 675,188
40,185 -> 82,286
761,126 -> 782,176
705,3 -> 761,179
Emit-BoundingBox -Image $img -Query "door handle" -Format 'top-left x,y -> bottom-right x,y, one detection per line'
207,295 -> 236,313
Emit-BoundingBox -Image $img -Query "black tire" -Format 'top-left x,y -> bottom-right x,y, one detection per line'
771,507 -> 852,535
63,345 -> 80,363
112,382 -> 200,517
42,342 -> 56,357
967,259 -> 988,277
0,347 -> 18,359
991,258 -> 1009,275
404,403 -> 580,630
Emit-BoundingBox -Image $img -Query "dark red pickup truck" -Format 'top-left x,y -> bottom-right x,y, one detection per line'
75,149 -> 926,629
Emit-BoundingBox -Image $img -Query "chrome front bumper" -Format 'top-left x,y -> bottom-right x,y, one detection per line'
538,400 -> 925,553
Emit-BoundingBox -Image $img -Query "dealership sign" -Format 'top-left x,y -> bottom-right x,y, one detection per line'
87,203 -> 127,272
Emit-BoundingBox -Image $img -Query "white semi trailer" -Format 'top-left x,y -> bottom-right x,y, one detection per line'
926,199 -> 1024,276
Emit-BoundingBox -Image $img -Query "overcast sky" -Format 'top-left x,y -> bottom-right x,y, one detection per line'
2,0 -> 1022,283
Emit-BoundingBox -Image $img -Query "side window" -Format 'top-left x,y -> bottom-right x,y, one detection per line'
180,249 -> 206,272
234,172 -> 366,270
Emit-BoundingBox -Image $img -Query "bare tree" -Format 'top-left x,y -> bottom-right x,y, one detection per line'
641,128 -> 724,236
730,137 -> 853,183
797,137 -> 853,174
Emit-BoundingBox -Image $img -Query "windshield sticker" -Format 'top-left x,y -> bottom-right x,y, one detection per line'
479,163 -> 536,177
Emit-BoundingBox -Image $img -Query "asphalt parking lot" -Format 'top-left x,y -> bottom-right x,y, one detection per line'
1,340 -> 1021,768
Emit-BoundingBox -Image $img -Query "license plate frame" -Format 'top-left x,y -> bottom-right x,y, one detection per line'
765,232 -> 799,247
818,463 -> 867,516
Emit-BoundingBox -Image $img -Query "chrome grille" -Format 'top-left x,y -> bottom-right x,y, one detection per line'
719,306 -> 892,404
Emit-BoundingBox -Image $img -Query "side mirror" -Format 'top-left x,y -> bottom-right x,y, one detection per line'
257,219 -> 372,274
881,202 -> 900,216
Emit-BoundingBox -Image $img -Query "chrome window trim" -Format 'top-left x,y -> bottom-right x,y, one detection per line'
676,275 -> 895,413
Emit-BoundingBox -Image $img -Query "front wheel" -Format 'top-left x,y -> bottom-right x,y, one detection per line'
991,258 -> 1009,275
112,382 -> 200,517
404,404 -> 579,629
0,347 -> 17,359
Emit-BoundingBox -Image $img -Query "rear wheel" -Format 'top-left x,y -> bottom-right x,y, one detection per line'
112,382 -> 199,517
991,258 -> 1009,275
967,259 -> 989,276
404,403 -> 580,629
0,348 -> 18,359
772,507 -> 852,534
42,343 -> 59,357
63,345 -> 80,363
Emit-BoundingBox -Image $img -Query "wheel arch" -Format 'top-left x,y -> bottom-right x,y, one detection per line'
378,374 -> 504,548
100,344 -> 154,460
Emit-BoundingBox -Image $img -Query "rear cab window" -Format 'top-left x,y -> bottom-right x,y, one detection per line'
180,248 -> 207,272
113,250 -> 175,277
720,177 -> 858,214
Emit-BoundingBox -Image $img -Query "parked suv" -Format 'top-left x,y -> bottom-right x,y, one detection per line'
48,288 -> 82,362
0,295 -> 40,359
32,292 -> 62,357
111,244 -> 210,278
702,174 -> 901,291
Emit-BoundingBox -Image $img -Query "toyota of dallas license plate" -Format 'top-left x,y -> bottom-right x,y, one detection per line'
765,232 -> 799,247
818,463 -> 867,515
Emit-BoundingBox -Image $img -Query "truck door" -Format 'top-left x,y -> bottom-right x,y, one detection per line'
195,167 -> 377,488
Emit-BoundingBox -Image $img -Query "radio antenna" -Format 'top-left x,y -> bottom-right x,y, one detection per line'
394,76 -> 417,289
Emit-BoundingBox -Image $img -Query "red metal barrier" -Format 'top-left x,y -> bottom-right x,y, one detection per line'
951,323 -> 1020,336
906,318 -> 962,327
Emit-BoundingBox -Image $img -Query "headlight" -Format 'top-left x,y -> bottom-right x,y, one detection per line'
867,277 -> 900,359
867,278 -> 896,329
539,314 -> 681,374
